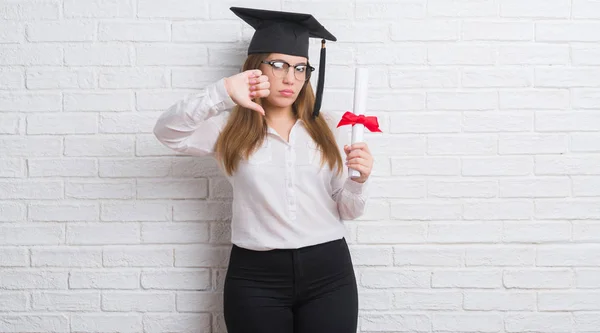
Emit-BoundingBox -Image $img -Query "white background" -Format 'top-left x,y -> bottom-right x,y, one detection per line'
1,0 -> 600,332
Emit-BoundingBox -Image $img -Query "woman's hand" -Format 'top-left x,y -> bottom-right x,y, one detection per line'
344,143 -> 373,183
224,69 -> 270,115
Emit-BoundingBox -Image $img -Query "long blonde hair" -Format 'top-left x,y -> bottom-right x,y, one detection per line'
214,53 -> 343,176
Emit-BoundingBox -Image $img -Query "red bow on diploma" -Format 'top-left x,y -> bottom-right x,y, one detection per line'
336,111 -> 382,132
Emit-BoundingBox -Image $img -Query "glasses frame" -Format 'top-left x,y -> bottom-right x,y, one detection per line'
261,60 -> 315,82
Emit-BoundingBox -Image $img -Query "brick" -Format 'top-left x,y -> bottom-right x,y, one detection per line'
573,222 -> 600,242
536,68 -> 600,88
463,21 -> 533,41
99,68 -> 168,89
463,112 -> 533,132
174,245 -> 229,268
64,91 -> 133,111
99,21 -> 170,41
0,247 -> 28,267
0,92 -> 61,112
103,246 -> 173,267
0,180 -> 63,199
369,179 -> 426,198
0,45 -> 62,65
538,245 -> 600,266
571,133 -> 600,152
29,202 -> 98,222
100,112 -> 161,134
361,314 -> 430,332
428,180 -> 497,198
322,22 -> 388,43
171,68 -> 233,89
394,291 -> 462,310
503,221 -> 571,243
64,136 -> 134,157
136,44 -> 208,65
391,157 -> 460,176
391,112 -> 461,133
71,314 -> 142,333
361,268 -> 431,288
101,201 -> 170,221
177,291 -> 223,312
0,69 -> 23,89
500,90 -> 569,109
142,223 -> 210,244
432,269 -> 502,288
428,0 -> 497,17
138,0 -> 207,18
26,69 -> 95,90
427,135 -> 497,155
349,245 -> 393,266
429,222 -> 503,243
576,269 -> 600,288
0,1 -> 60,19
69,270 -> 139,289
0,158 -> 24,177
141,269 -> 211,290
433,313 -> 503,332
66,180 -> 135,199
393,246 -> 463,267
172,22 -> 239,42
0,292 -> 27,311
464,291 -> 536,311
499,178 -> 571,198
465,247 -> 535,266
0,114 -> 20,135
357,223 -> 426,244
29,158 -> 96,177
0,225 -> 63,245
504,268 -> 573,288
499,44 -> 570,65
462,68 -> 533,87
0,315 -> 68,333
171,157 -> 224,178
64,0 -> 134,18
67,223 -> 140,245
391,20 -> 459,40
0,22 -> 23,43
286,1 -> 356,19
463,157 -> 534,176
428,44 -> 496,65
573,0 -> 600,18
368,91 -> 425,111
572,45 -> 600,65
100,158 -> 171,177
65,44 -> 131,66
506,313 -> 572,333
536,200 -> 600,219
537,111 -> 600,131
143,314 -> 211,333
26,21 -> 95,42
136,134 -> 180,156
572,89 -> 600,109
32,291 -> 100,311
427,91 -> 497,110
173,201 -> 232,221
390,69 -> 458,88
536,156 -> 600,175
0,202 -> 25,222
499,134 -> 567,154
209,177 -> 233,199
102,292 -> 175,312
391,202 -> 462,220
27,113 -> 97,134
539,291 -> 600,311
537,22 -> 600,42
501,0 -> 570,18
32,247 -> 102,267
0,270 -> 68,289
574,312 -> 600,332
357,44 -> 426,65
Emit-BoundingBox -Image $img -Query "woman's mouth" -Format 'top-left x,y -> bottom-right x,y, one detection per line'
279,89 -> 294,97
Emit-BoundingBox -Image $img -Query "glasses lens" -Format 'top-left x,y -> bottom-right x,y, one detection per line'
294,65 -> 309,81
270,61 -> 288,78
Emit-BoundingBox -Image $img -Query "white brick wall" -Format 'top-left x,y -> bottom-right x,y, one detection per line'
1,0 -> 599,332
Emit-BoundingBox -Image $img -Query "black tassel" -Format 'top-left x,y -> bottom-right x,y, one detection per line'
312,39 -> 326,118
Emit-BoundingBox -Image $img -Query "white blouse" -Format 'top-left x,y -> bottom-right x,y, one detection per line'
153,78 -> 368,251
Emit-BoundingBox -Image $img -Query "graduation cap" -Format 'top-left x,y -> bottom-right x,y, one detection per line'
230,7 -> 337,118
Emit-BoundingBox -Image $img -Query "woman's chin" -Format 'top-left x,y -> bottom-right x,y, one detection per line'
264,96 -> 295,109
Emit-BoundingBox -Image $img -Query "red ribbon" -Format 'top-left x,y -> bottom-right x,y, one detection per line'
336,111 -> 382,132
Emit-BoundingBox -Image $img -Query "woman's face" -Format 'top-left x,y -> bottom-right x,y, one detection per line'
259,53 -> 311,109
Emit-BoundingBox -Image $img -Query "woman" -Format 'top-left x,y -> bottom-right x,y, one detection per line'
153,7 -> 374,333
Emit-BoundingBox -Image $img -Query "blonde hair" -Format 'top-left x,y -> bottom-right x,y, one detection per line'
214,53 -> 343,176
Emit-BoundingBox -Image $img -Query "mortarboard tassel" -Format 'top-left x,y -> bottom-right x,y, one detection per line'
312,39 -> 327,118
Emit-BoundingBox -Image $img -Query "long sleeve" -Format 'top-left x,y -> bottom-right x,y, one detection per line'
153,78 -> 237,156
326,113 -> 369,220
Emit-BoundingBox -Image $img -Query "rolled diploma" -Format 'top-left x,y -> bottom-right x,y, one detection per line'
350,68 -> 368,178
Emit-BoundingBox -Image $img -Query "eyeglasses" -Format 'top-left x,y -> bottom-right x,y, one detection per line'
261,60 -> 315,82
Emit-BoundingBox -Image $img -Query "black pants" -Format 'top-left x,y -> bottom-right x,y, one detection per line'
223,237 -> 358,333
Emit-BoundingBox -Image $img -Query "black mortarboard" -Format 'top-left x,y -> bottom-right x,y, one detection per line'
230,7 -> 337,118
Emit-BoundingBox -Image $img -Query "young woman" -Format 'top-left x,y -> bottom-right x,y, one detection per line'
153,7 -> 374,333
